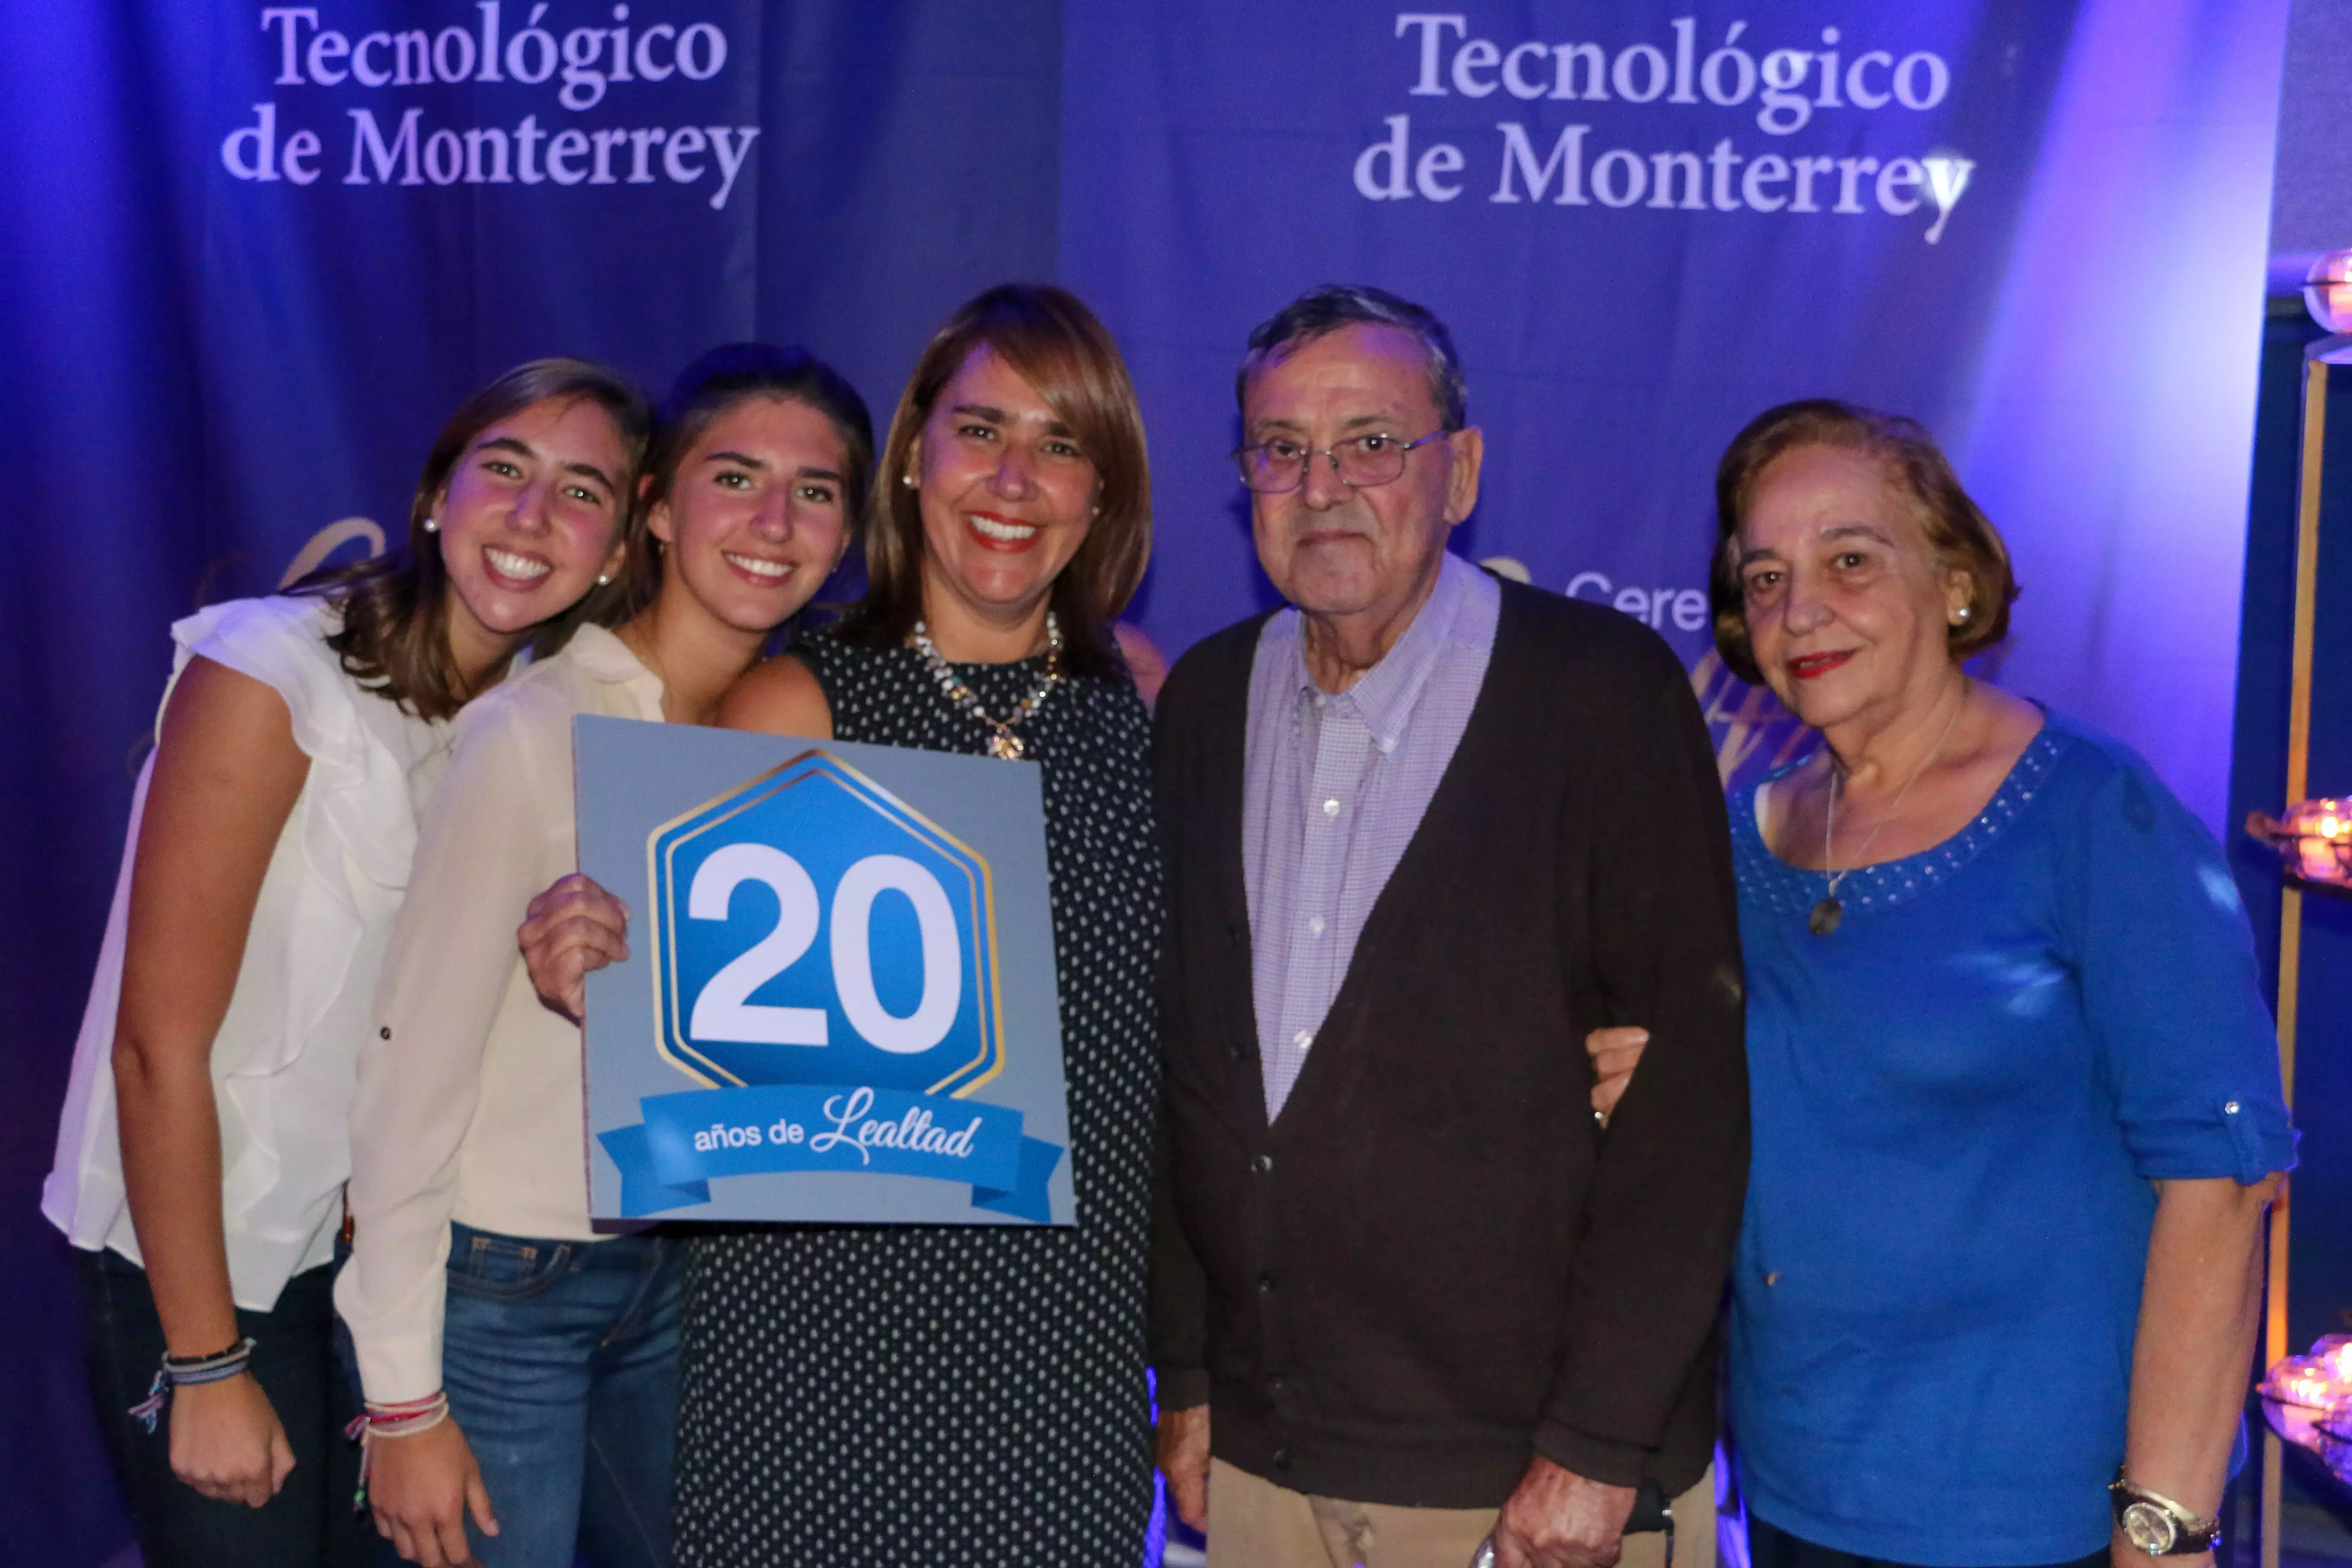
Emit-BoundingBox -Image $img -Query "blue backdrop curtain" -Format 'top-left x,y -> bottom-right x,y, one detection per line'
1059,0 -> 2288,833
0,3 -> 2297,1560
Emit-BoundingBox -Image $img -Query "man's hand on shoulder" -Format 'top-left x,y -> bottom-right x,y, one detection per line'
1493,1455 -> 1637,1568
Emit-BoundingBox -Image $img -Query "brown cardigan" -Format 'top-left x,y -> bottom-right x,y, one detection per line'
1148,577 -> 1748,1505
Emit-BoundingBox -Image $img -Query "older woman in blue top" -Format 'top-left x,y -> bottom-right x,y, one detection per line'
1600,398 -> 2294,1568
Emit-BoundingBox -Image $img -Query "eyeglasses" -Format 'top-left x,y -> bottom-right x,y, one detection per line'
1231,430 -> 1448,494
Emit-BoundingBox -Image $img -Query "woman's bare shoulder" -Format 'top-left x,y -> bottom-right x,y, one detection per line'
1981,682 -> 2046,751
718,652 -> 834,738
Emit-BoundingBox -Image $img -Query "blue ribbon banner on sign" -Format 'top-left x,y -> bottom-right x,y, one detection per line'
598,1083 -> 1064,1222
576,720 -> 1075,1228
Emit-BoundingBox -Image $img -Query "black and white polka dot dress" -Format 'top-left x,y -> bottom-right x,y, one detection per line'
671,628 -> 1162,1568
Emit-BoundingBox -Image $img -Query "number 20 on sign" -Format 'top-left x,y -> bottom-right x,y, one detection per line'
646,751 -> 1005,1099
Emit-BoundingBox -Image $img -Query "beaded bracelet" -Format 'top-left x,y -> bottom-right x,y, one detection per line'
345,1392 -> 452,1511
129,1337 -> 257,1434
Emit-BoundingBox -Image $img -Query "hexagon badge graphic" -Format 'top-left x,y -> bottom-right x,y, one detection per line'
646,750 -> 1004,1098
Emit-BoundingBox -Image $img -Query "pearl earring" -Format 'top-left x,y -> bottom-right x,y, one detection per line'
423,517 -> 439,533
901,474 -> 917,489
1955,605 -> 1971,623
596,573 -> 611,586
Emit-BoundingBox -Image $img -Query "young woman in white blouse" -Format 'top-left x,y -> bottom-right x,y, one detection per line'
337,345 -> 873,1568
45,359 -> 652,1568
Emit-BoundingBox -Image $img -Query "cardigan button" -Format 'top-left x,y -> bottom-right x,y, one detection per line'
1267,1373 -> 1286,1396
1251,1154 -> 1274,1176
1271,1447 -> 1293,1472
1257,1271 -> 1276,1294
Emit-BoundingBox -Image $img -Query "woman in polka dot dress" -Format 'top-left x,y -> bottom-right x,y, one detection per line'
521,284 -> 1163,1565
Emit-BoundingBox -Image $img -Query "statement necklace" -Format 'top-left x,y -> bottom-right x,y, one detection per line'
910,612 -> 1063,760
1809,689 -> 1966,936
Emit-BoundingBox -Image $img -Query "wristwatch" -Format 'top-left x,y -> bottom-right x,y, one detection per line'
2110,1470 -> 2222,1556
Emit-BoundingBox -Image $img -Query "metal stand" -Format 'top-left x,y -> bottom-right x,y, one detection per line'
2257,329 -> 2352,1568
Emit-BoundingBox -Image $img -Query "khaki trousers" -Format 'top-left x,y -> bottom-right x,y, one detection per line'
1202,1457 -> 1718,1568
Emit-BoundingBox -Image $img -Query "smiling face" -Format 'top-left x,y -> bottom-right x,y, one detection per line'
907,345 -> 1099,631
1242,323 -> 1479,628
435,395 -> 631,672
649,395 -> 851,635
1736,443 -> 1973,730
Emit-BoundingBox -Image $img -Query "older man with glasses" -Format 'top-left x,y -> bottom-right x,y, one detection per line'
1149,285 -> 1748,1568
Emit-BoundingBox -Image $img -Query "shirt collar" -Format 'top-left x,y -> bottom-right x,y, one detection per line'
563,623 -> 668,709
1286,550 -> 1474,755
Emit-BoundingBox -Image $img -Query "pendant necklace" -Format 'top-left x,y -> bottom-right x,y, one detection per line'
1809,686 -> 1966,936
911,612 -> 1063,760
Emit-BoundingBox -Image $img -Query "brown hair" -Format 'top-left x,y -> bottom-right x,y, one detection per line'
830,284 -> 1151,682
291,358 -> 653,719
613,343 -> 876,619
1708,399 -> 2018,685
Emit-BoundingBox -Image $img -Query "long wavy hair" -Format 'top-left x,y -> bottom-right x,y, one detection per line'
290,358 -> 654,719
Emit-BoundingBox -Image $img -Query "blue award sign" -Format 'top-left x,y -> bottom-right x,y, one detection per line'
649,750 -> 1006,1098
575,717 -> 1073,1227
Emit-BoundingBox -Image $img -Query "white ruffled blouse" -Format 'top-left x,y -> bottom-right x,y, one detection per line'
43,594 -> 453,1311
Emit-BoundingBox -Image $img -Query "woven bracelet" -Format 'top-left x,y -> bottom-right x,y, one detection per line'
345,1392 -> 452,1511
129,1337 -> 257,1434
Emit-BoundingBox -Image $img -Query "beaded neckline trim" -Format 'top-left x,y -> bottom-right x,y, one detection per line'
1732,730 -> 2068,919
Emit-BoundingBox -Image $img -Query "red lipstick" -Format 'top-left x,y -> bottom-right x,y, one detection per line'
1788,651 -> 1854,680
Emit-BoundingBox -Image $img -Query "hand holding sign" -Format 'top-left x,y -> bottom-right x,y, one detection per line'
517,874 -> 631,1024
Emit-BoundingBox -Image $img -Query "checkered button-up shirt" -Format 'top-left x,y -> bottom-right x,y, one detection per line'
1242,551 -> 1501,1121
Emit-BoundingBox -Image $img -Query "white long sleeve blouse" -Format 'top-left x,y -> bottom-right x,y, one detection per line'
336,624 -> 663,1403
44,594 -> 453,1309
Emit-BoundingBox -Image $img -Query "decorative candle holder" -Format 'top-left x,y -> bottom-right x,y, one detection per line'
2309,249 -> 2352,336
2263,1338 -> 2352,1485
2246,798 -> 2352,889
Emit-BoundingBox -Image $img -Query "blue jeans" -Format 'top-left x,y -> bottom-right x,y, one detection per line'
441,1222 -> 682,1568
